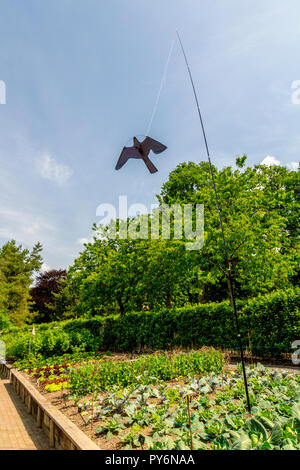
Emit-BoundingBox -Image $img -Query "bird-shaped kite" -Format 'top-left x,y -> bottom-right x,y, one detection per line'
115,136 -> 167,174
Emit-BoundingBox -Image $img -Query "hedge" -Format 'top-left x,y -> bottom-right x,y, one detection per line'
2,287 -> 299,359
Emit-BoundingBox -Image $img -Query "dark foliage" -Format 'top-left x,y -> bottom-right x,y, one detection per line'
30,269 -> 67,323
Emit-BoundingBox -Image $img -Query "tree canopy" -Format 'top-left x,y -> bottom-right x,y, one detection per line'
1,159 -> 298,322
0,240 -> 43,325
56,158 -> 299,316
159,159 -> 299,300
30,269 -> 67,323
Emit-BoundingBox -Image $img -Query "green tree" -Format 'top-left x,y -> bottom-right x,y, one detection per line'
136,238 -> 193,309
159,158 -> 299,300
65,220 -> 194,315
56,158 -> 298,316
0,240 -> 43,325
68,231 -> 142,315
47,277 -> 79,320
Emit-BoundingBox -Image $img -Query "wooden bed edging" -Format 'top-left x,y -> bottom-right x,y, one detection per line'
0,363 -> 100,450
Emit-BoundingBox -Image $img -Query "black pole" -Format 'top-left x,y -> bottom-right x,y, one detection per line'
176,30 -> 251,413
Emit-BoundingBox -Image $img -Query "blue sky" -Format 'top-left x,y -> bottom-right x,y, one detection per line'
0,0 -> 299,270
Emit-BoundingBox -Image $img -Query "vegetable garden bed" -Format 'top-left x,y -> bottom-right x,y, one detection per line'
13,349 -> 300,451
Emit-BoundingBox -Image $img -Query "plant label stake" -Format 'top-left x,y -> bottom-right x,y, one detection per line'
91,369 -> 95,426
187,395 -> 193,450
138,434 -> 145,450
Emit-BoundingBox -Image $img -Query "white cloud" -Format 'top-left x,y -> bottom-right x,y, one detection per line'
260,155 -> 281,166
0,206 -> 56,247
260,156 -> 298,170
287,161 -> 299,170
36,153 -> 73,186
40,262 -> 50,273
77,237 -> 94,245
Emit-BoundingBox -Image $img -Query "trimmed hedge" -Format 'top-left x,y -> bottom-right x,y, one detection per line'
2,288 -> 299,359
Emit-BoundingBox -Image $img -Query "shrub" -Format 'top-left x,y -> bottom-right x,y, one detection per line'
2,288 -> 299,360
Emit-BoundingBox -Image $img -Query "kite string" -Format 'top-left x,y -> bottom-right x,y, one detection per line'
145,32 -> 176,137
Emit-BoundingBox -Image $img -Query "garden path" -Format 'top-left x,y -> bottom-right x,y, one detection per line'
0,378 -> 50,450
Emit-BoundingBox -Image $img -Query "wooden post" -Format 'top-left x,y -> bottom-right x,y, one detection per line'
27,395 -> 32,414
49,419 -> 55,448
37,406 -> 42,428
